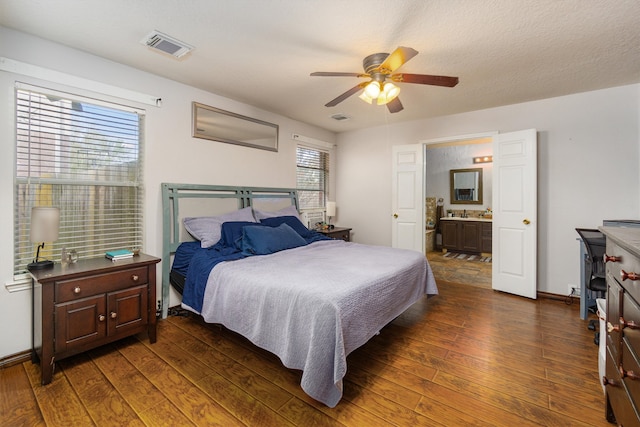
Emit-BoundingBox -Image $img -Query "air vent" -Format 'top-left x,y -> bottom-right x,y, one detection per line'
330,113 -> 350,121
141,31 -> 193,58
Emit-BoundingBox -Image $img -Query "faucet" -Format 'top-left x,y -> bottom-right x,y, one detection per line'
463,209 -> 467,218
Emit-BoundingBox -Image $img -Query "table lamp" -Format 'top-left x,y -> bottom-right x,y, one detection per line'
28,207 -> 60,270
326,202 -> 336,229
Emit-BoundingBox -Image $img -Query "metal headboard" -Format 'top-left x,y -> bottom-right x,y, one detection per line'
160,183 -> 298,318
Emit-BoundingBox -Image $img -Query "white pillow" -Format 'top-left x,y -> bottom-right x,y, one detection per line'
253,205 -> 301,221
183,207 -> 256,248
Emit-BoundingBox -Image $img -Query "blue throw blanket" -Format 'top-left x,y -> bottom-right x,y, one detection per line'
180,216 -> 330,312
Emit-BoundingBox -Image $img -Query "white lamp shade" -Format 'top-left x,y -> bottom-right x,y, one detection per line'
326,202 -> 336,217
30,207 -> 60,243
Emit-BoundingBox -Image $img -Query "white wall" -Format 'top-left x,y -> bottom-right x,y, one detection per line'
0,26 -> 336,359
336,84 -> 640,296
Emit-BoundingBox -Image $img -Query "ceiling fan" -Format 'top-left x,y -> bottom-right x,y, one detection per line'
311,46 -> 458,113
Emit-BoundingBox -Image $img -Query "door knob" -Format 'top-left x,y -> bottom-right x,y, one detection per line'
523,219 -> 530,225
393,213 -> 398,218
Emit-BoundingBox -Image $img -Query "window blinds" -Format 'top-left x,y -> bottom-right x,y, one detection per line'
14,87 -> 144,274
296,146 -> 329,210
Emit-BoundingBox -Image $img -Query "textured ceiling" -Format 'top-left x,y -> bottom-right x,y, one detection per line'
1,0 -> 639,133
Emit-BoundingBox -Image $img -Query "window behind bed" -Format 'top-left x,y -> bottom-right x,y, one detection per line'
296,145 -> 329,226
14,86 -> 144,275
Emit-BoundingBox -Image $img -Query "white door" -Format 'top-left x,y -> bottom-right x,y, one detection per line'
391,144 -> 424,252
492,129 -> 537,298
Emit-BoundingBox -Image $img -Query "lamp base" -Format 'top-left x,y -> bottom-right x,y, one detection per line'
28,260 -> 54,270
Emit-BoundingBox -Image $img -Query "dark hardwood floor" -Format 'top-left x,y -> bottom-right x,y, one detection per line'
2,259 -> 606,426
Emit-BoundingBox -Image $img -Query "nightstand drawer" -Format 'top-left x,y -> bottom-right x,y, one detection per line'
607,240 -> 640,307
56,266 -> 148,302
317,227 -> 352,242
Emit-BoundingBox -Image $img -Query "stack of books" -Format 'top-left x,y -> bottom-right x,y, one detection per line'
105,249 -> 134,261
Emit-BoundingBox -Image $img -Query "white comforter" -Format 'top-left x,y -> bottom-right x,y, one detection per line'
197,239 -> 437,407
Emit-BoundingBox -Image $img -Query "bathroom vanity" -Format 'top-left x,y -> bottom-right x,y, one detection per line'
441,217 -> 492,253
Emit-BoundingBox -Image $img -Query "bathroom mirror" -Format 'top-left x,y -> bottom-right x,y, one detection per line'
450,168 -> 483,204
192,102 -> 279,151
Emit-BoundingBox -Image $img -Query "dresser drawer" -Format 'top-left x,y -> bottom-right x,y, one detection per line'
607,240 -> 640,303
621,341 -> 640,415
55,266 -> 148,302
605,346 -> 639,426
608,277 -> 623,364
623,292 -> 640,363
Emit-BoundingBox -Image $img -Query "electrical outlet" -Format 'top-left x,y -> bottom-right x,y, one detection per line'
568,284 -> 580,297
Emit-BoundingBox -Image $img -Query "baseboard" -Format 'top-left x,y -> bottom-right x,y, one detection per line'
0,349 -> 32,369
537,290 -> 567,302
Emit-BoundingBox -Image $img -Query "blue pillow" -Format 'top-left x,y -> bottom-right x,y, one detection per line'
260,215 -> 314,239
241,223 -> 308,255
218,221 -> 259,249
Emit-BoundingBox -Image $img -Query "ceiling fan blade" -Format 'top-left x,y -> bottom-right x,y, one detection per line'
386,97 -> 403,113
325,83 -> 366,107
311,72 -> 367,77
377,46 -> 418,74
392,73 -> 459,87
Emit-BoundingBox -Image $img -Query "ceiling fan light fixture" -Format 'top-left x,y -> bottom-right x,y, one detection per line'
383,82 -> 400,100
311,46 -> 457,113
363,81 -> 381,99
359,91 -> 374,104
375,83 -> 401,105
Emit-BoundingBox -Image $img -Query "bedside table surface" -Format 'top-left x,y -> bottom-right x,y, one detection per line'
29,253 -> 160,282
316,226 -> 352,233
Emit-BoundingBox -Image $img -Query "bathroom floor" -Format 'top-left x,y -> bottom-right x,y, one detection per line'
426,250 -> 492,288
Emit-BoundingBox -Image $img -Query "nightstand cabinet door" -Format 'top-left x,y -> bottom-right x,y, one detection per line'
108,284 -> 148,336
55,295 -> 107,353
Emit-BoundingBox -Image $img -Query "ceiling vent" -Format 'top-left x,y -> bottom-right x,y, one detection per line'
141,30 -> 194,59
330,113 -> 351,121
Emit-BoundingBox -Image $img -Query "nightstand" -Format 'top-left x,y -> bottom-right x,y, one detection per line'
29,253 -> 160,385
317,226 -> 352,242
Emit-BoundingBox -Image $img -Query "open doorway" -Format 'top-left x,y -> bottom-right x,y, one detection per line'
423,135 -> 494,287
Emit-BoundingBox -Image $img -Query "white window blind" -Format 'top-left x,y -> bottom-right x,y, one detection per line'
14,87 -> 144,274
296,146 -> 329,210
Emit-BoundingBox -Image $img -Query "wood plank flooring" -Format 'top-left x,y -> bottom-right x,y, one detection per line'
426,249 -> 492,288
2,266 -> 607,426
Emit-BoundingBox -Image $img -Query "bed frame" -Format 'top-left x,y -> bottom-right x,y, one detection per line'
160,183 -> 298,318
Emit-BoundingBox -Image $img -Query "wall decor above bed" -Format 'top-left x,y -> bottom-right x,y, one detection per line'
192,102 -> 278,151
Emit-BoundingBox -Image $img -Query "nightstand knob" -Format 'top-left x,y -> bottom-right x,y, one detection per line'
98,315 -> 106,322
131,275 -> 139,282
73,286 -> 81,294
110,312 -> 117,319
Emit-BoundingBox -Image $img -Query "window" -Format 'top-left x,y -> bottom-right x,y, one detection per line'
14,87 -> 144,274
296,145 -> 329,212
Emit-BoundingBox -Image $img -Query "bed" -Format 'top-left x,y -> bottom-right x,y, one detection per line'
161,183 -> 438,407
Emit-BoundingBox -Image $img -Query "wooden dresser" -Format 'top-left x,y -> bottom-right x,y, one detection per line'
29,253 -> 160,385
600,226 -> 640,425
